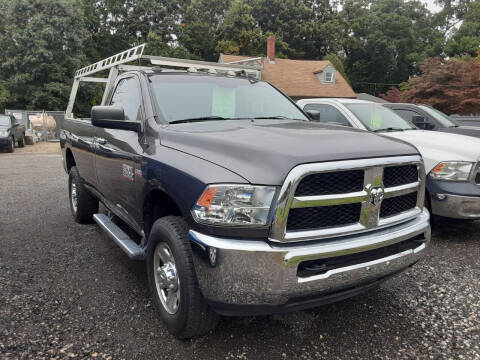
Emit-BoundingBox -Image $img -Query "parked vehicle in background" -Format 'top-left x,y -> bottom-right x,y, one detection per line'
383,103 -> 480,139
60,45 -> 431,338
297,99 -> 480,220
450,115 -> 480,127
0,114 -> 25,152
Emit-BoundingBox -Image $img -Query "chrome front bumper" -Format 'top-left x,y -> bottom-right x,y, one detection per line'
431,193 -> 480,219
189,210 -> 430,312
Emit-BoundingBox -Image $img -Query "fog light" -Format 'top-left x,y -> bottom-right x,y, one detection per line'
433,193 -> 447,201
208,247 -> 217,267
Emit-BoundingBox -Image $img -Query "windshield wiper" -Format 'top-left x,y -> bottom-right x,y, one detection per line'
169,116 -> 230,124
373,127 -> 405,133
253,116 -> 307,121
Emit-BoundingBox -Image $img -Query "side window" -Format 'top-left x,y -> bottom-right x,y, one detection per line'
304,103 -> 351,127
110,77 -> 142,121
394,109 -> 420,123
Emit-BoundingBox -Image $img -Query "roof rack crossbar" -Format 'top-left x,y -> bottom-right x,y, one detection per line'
143,55 -> 262,72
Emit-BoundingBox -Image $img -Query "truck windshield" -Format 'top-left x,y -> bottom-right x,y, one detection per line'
0,115 -> 11,126
149,74 -> 309,123
345,103 -> 416,132
418,105 -> 459,127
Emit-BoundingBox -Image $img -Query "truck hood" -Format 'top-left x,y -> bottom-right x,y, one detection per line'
438,126 -> 480,138
383,130 -> 480,173
162,119 -> 418,185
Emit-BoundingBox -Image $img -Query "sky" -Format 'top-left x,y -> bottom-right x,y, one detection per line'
422,0 -> 442,13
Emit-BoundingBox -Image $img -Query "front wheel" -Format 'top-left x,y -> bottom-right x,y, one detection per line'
147,216 -> 219,339
68,166 -> 99,223
7,136 -> 14,152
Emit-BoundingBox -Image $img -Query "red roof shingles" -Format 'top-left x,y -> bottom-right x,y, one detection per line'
220,54 -> 356,98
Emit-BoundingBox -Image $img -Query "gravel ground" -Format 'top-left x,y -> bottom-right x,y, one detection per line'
0,152 -> 479,360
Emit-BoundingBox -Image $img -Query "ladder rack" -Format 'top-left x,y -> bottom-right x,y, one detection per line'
66,44 -> 263,118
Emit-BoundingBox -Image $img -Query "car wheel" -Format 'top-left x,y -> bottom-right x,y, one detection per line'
18,136 -> 25,148
7,136 -> 14,152
147,216 -> 219,339
68,166 -> 99,223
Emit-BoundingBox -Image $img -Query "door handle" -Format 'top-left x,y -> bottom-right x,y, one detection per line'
96,137 -> 107,145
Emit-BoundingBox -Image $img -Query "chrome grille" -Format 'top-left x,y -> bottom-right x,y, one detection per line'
269,155 -> 425,243
295,170 -> 364,196
383,165 -> 418,187
287,203 -> 361,230
380,191 -> 418,218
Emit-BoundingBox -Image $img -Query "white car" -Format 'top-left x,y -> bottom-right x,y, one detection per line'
297,98 -> 480,219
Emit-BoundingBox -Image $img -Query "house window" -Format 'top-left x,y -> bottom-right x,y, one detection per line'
324,71 -> 334,83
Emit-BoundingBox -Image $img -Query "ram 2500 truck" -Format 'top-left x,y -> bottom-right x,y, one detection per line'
60,46 -> 430,338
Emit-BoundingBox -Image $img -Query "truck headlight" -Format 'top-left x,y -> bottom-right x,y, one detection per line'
429,161 -> 473,181
0,131 -> 8,137
191,185 -> 276,226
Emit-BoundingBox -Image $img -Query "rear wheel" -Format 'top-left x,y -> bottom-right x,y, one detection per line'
68,166 -> 99,223
18,135 -> 25,148
147,216 -> 219,339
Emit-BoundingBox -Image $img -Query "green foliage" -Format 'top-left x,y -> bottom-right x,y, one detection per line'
0,0 -> 88,110
339,0 -> 443,93
0,0 -> 477,112
445,2 -> 480,57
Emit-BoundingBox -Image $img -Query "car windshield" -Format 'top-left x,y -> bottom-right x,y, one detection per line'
418,105 -> 459,127
149,74 -> 309,123
0,115 -> 11,126
344,103 -> 416,131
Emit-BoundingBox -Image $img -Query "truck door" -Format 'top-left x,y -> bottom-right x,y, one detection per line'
95,75 -> 143,226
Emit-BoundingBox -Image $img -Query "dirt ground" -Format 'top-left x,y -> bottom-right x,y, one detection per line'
14,141 -> 61,153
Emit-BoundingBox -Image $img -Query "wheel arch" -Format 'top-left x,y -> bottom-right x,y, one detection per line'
142,188 -> 183,238
65,147 -> 76,173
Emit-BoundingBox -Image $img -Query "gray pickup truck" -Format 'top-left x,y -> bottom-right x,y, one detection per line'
60,45 -> 431,338
0,114 -> 25,152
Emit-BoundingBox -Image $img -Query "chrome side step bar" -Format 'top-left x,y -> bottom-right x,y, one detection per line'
93,214 -> 145,260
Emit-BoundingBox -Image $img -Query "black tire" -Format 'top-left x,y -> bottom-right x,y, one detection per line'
17,135 -> 25,148
147,216 -> 219,339
68,166 -> 99,223
7,136 -> 14,153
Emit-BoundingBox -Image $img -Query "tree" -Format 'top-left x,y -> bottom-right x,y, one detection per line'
402,56 -> 480,115
338,0 -> 443,93
445,2 -> 480,57
379,86 -> 403,102
0,0 -> 88,110
178,0 -> 231,61
251,0 -> 339,59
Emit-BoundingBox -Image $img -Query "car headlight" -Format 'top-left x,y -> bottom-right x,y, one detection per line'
0,131 -> 8,137
191,185 -> 276,226
429,161 -> 473,181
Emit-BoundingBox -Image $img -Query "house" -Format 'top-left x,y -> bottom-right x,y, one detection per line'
218,36 -> 355,100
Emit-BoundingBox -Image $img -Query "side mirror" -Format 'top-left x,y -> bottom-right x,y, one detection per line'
91,106 -> 139,131
412,115 -> 434,130
305,110 -> 321,122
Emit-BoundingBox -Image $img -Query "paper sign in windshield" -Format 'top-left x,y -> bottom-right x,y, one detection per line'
212,87 -> 236,118
369,111 -> 382,129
